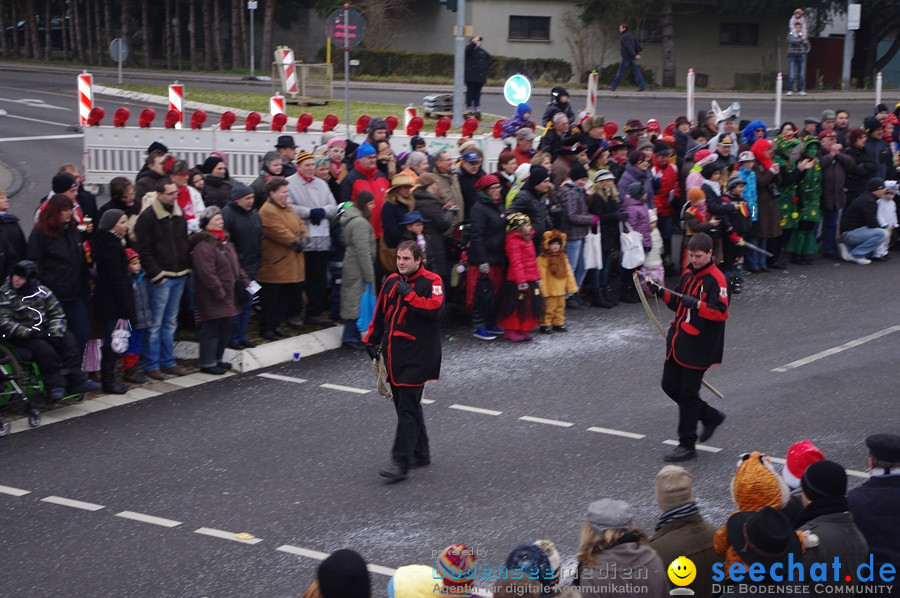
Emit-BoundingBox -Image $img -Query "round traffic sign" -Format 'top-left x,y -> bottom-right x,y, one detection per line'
325,8 -> 366,48
504,74 -> 532,107
109,38 -> 128,62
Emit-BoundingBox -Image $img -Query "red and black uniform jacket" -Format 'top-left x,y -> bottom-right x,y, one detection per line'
659,261 -> 729,369
364,265 -> 444,386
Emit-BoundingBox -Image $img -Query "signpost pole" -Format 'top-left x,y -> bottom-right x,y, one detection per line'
452,0 -> 466,127
250,1 -> 256,78
344,3 -> 351,142
118,47 -> 123,84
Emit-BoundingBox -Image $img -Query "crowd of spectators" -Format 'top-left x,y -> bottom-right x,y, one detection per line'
1,96 -> 898,392
298,433 -> 899,597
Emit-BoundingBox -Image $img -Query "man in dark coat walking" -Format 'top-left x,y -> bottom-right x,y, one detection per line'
608,23 -> 645,92
464,35 -> 491,119
365,240 -> 443,481
646,233 -> 728,462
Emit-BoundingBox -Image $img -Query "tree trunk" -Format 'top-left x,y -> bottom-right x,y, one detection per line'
202,0 -> 214,70
659,0 -> 676,87
104,0 -> 112,65
122,0 -> 137,67
231,0 -> 242,70
72,0 -> 84,63
26,2 -> 40,60
142,0 -> 151,68
164,0 -> 172,70
0,4 -> 8,60
262,0 -> 276,73
43,0 -> 52,60
213,0 -> 224,70
188,0 -> 198,71
85,0 -> 95,64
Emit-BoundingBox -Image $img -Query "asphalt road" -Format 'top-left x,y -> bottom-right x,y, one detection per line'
1,67 -> 899,597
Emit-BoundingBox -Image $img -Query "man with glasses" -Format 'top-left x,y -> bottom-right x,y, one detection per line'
133,178 -> 191,380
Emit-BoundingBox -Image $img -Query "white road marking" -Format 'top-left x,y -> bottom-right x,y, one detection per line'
0,97 -> 70,110
519,415 -> 573,428
0,113 -> 78,128
0,133 -> 84,143
0,484 -> 30,497
421,398 -> 435,404
276,545 -> 397,577
768,456 -> 869,479
194,527 -> 263,544
116,511 -> 182,528
449,404 -> 502,416
319,383 -> 370,394
257,373 -> 307,384
41,496 -> 105,511
662,440 -> 722,453
771,325 -> 900,372
587,426 -> 646,440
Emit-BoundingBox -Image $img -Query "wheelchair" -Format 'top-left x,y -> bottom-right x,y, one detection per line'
0,340 -> 87,432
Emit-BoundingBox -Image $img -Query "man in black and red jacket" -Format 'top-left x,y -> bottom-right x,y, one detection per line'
365,240 -> 443,481
646,232 -> 728,462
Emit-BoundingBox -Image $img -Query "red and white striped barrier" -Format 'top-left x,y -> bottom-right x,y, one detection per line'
270,92 -> 286,131
168,83 -> 184,129
78,71 -> 93,126
404,105 -> 417,131
277,47 -> 298,96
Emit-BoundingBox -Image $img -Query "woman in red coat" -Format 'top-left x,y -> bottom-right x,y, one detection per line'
495,212 -> 543,342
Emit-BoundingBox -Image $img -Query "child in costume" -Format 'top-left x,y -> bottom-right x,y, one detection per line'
875,180 -> 898,259
536,230 -> 578,333
496,212 -> 543,342
638,211 -> 665,297
122,248 -> 151,384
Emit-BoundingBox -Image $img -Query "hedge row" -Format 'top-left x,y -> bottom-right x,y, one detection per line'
317,47 -> 573,82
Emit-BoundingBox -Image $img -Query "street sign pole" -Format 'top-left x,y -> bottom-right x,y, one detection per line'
344,3 -> 350,141
249,1 -> 256,77
452,0 -> 466,126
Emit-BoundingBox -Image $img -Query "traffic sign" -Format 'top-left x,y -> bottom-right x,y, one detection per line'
325,8 -> 366,48
503,74 -> 532,107
109,38 -> 128,62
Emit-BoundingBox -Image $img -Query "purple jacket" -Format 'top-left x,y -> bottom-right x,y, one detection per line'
621,193 -> 652,249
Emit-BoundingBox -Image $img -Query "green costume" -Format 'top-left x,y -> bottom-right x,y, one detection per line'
785,138 -> 821,257
773,136 -> 801,231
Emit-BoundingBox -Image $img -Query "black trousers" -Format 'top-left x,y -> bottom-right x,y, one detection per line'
303,251 -> 330,319
18,330 -> 86,390
198,317 -> 232,368
661,358 -> 721,449
259,282 -> 302,333
465,82 -> 484,110
390,383 -> 430,470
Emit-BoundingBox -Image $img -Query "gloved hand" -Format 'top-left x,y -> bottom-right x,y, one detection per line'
395,279 -> 412,295
646,278 -> 665,298
591,214 -> 600,226
479,262 -> 490,275
681,295 -> 700,309
517,282 -> 528,291
309,207 -> 326,225
617,211 -> 628,221
365,345 -> 380,360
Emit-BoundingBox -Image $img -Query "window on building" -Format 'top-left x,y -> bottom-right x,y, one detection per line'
720,23 -> 759,46
639,19 -> 662,44
509,16 -> 550,41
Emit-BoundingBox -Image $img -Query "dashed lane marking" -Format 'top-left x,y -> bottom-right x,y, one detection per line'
319,383 -> 370,394
0,133 -> 84,142
662,439 -> 722,453
519,415 -> 573,428
449,404 -> 502,416
194,527 -> 263,544
421,398 -> 435,404
256,373 -> 307,384
41,495 -> 105,511
0,484 -> 30,497
768,456 -> 869,479
116,511 -> 183,528
771,325 -> 900,372
276,545 -> 397,577
587,426 -> 646,440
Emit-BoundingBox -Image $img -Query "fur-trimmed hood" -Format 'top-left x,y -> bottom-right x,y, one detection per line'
541,229 -> 567,252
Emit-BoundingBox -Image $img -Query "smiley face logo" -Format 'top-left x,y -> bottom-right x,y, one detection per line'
667,556 -> 696,587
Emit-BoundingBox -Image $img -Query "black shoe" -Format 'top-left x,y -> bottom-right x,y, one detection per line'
566,296 -> 588,310
539,326 -> 552,334
871,255 -> 889,262
605,287 -> 619,306
821,252 -> 840,261
342,341 -> 366,350
770,261 -> 788,268
699,412 -> 726,443
664,445 -> 697,462
217,361 -> 233,371
200,364 -> 230,375
379,462 -> 408,481
241,339 -> 257,348
227,342 -> 243,351
552,325 -> 568,332
260,330 -> 279,341
411,457 -> 431,468
102,381 -> 130,395
274,327 -> 291,338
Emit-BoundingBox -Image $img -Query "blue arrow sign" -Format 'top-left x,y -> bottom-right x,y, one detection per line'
503,74 -> 532,107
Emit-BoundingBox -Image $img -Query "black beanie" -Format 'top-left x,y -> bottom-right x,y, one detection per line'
528,165 -> 549,187
318,549 -> 370,598
569,164 -> 589,181
801,460 -> 847,501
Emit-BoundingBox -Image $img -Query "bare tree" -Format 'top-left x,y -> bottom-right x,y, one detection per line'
0,4 -> 8,59
188,0 -> 198,71
231,0 -> 242,69
71,0 -> 84,62
352,0 -> 412,48
25,2 -> 41,59
213,0 -> 225,70
174,0 -> 183,70
164,0 -> 172,69
43,0 -> 51,60
659,0 -> 676,87
561,8 -> 609,82
142,0 -> 151,68
85,0 -> 96,64
203,0 -> 215,70
261,0 -> 276,72
122,0 -> 137,67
